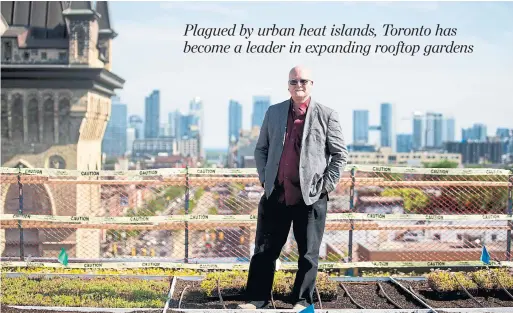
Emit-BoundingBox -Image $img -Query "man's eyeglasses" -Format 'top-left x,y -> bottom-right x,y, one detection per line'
288,79 -> 311,86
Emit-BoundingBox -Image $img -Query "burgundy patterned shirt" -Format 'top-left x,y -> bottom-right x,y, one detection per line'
276,97 -> 310,206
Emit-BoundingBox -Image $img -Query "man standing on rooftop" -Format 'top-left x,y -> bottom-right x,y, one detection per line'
238,65 -> 348,310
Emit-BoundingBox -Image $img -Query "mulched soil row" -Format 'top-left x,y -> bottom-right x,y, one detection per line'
404,280 -> 513,309
172,280 -> 424,310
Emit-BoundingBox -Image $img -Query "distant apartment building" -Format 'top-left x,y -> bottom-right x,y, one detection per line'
252,96 -> 271,128
396,134 -> 413,153
348,147 -> 462,166
380,103 -> 395,151
229,100 -> 243,144
132,137 -> 201,160
462,123 -> 487,142
445,138 -> 504,164
353,110 -> 369,144
144,90 -> 160,138
102,98 -> 127,157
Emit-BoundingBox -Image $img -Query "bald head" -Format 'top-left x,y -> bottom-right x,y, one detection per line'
289,66 -> 313,81
288,65 -> 313,103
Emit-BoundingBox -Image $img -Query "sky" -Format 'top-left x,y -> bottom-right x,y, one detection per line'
108,1 -> 513,149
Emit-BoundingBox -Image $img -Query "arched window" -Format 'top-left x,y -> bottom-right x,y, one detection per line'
43,99 -> 54,144
11,96 -> 23,141
1,95 -> 8,138
27,98 -> 39,142
58,98 -> 71,144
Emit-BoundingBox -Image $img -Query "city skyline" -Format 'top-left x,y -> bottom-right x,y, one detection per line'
109,1 -> 513,149
130,94 -> 507,150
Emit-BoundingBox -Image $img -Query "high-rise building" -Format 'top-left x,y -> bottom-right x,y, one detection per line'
167,111 -> 180,138
496,128 -> 512,139
396,134 -> 414,153
159,123 -> 172,137
229,100 -> 243,144
169,110 -> 182,139
126,128 -> 136,155
189,97 -> 204,159
102,98 -> 127,157
425,112 -> 443,148
189,97 -> 204,137
129,115 -> 144,139
180,115 -> 192,138
252,96 -> 271,128
473,123 -> 487,141
443,117 -> 455,143
380,103 -> 395,151
353,110 -> 369,144
462,128 -> 472,141
445,138 -> 503,164
413,112 -> 424,150
496,128 -> 513,155
462,123 -> 488,142
144,90 -> 160,138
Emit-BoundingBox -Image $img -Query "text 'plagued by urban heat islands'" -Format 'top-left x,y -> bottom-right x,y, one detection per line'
183,23 -> 458,39
182,23 -> 473,56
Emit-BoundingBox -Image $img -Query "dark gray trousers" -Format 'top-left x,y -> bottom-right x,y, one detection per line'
244,190 -> 328,304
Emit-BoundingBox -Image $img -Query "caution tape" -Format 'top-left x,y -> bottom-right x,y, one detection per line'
1,213 -> 512,224
188,168 -> 257,175
350,165 -> 512,176
2,166 -> 511,177
1,260 -> 511,270
0,167 -> 186,177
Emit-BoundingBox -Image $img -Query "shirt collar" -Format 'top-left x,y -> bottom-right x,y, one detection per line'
290,97 -> 311,114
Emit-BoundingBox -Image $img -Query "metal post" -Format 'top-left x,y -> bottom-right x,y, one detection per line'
507,174 -> 512,261
17,169 -> 25,260
347,167 -> 356,276
184,166 -> 190,263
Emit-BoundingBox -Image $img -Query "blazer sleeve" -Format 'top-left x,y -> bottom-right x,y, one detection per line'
254,108 -> 270,185
323,110 -> 348,193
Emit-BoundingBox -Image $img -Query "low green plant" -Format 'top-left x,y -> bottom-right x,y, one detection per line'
198,270 -> 337,300
427,270 -> 477,292
494,268 -> 513,289
470,269 -> 495,290
200,270 -> 248,296
470,268 -> 513,290
313,272 -> 338,300
0,275 -> 169,307
272,271 -> 295,296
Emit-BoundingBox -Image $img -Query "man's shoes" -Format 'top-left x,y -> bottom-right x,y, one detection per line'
292,302 -> 308,311
236,301 -> 269,309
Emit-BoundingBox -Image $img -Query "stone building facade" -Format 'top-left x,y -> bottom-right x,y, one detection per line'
1,1 -> 124,258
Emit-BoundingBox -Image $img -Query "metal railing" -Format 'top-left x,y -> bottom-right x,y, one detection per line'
0,165 -> 512,269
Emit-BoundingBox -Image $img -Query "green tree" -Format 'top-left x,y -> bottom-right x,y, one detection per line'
381,188 -> 429,213
423,160 -> 459,168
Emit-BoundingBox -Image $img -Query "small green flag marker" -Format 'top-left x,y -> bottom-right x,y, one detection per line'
58,248 -> 68,266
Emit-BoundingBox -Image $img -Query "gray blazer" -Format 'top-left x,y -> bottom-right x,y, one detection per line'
254,98 -> 348,206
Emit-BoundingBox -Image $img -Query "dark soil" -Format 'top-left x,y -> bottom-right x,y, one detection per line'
378,281 -> 426,309
404,280 -> 513,309
170,279 -> 296,310
170,279 -> 428,310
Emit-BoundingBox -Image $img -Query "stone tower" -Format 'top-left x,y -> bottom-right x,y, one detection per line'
1,1 -> 124,258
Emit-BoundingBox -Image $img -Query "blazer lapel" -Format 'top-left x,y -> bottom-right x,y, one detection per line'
277,100 -> 290,146
303,98 -> 318,142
